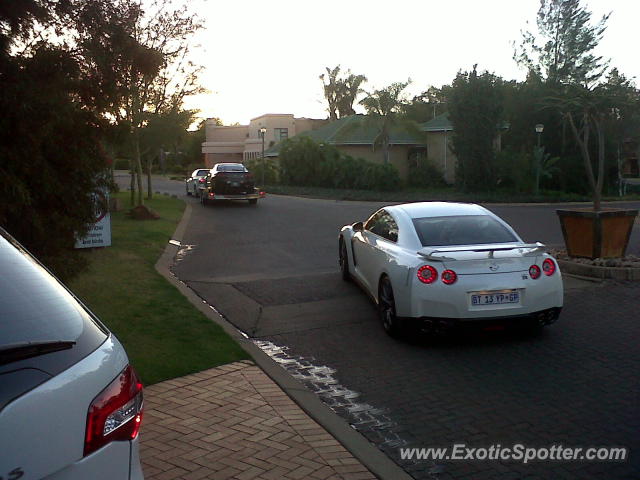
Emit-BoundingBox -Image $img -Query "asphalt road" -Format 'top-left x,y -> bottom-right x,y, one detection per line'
119,174 -> 640,479
168,190 -> 639,479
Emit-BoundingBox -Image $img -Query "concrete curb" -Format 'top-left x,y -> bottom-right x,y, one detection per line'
558,259 -> 640,281
155,202 -> 412,480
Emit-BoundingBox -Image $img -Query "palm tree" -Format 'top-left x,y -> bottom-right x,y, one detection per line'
359,81 -> 411,164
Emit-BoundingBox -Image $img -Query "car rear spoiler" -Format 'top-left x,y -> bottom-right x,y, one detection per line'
417,242 -> 546,261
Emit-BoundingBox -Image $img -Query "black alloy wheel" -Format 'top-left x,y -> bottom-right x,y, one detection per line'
379,277 -> 401,336
339,238 -> 350,281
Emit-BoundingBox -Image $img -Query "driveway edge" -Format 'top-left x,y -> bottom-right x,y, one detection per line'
155,201 -> 413,480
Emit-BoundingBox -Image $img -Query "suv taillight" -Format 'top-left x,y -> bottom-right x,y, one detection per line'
84,365 -> 143,456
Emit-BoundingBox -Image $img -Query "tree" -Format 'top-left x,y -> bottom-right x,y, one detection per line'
359,81 -> 411,165
320,65 -> 367,120
75,0 -> 204,205
337,71 -> 367,118
515,0 -> 610,87
552,75 -> 639,210
404,85 -> 451,123
140,108 -> 195,193
448,66 -> 504,191
0,2 -> 111,279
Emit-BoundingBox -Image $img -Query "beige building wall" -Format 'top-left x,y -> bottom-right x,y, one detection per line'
425,132 -> 457,184
202,114 -> 326,164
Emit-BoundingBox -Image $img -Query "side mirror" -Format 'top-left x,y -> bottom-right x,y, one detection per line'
352,221 -> 364,232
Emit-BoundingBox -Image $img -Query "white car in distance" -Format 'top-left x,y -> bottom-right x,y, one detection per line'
338,202 -> 563,336
185,168 -> 210,196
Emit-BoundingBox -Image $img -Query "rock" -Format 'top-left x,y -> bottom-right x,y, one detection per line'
129,205 -> 160,220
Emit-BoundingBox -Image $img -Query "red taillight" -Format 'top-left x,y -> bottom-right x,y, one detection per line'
441,269 -> 457,285
417,265 -> 438,284
84,365 -> 143,457
543,258 -> 556,276
529,265 -> 541,279
198,177 -> 206,183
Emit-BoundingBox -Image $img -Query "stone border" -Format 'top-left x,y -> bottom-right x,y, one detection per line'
558,259 -> 640,281
155,202 -> 413,480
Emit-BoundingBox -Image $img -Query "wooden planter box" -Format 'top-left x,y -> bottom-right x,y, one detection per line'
556,209 -> 638,259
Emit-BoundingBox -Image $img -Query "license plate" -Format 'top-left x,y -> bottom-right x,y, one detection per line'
471,291 -> 520,306
231,182 -> 239,186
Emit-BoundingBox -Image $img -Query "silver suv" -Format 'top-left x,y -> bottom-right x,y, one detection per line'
0,228 -> 144,479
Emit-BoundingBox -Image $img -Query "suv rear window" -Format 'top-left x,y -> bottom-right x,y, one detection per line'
412,215 -> 517,247
0,236 -> 88,346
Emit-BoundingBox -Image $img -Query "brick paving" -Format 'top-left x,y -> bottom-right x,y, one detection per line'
139,360 -> 376,480
264,282 -> 640,479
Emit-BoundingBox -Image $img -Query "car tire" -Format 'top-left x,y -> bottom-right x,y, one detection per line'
339,238 -> 350,281
201,193 -> 208,206
378,276 -> 401,337
248,199 -> 258,205
186,183 -> 192,196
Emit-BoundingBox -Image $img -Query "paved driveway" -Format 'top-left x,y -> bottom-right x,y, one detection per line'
170,193 -> 639,479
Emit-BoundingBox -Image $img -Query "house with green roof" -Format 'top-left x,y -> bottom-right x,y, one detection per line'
265,114 -> 430,182
263,112 -> 506,185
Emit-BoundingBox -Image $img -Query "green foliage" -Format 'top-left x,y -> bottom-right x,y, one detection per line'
0,46 -> 110,280
245,157 -> 279,185
278,137 -> 401,191
494,150 -> 534,192
404,85 -> 451,123
320,65 -> 367,120
515,0 -> 610,86
359,81 -> 412,164
407,156 -> 446,188
449,65 -> 505,191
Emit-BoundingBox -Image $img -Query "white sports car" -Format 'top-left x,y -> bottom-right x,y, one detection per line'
338,202 -> 563,336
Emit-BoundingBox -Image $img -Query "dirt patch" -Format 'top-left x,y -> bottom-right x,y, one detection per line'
129,205 -> 160,220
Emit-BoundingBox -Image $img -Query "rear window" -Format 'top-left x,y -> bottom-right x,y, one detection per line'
412,215 -> 518,247
217,164 -> 246,172
196,169 -> 209,176
0,236 -> 88,347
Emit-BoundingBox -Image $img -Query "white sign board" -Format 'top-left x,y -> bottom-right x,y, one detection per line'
75,190 -> 112,248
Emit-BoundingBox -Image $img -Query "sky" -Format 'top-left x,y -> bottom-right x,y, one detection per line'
182,0 -> 639,126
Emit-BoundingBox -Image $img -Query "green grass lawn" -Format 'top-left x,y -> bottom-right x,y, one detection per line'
69,192 -> 249,385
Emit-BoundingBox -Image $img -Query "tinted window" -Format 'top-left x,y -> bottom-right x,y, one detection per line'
365,210 -> 399,242
412,215 -> 517,247
0,236 -> 87,347
196,169 -> 209,176
217,164 -> 246,172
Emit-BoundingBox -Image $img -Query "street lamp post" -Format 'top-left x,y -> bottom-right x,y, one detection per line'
535,123 -> 544,148
534,124 -> 544,195
259,127 -> 266,187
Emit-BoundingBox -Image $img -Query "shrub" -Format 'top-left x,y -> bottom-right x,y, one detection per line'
245,157 -> 279,185
407,158 -> 446,188
494,150 -> 534,192
278,137 -> 401,191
